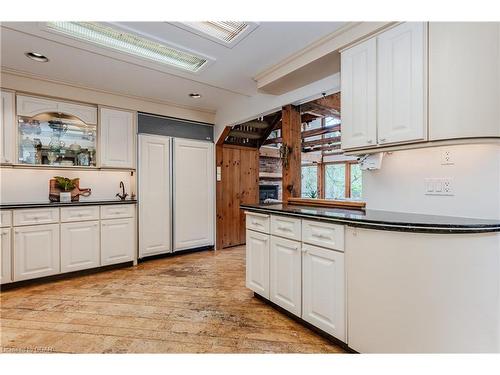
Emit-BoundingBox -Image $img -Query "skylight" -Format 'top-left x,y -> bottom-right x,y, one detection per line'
45,22 -> 208,72
180,22 -> 257,47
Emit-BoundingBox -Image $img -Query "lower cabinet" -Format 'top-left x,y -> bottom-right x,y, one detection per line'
270,235 -> 302,316
246,229 -> 270,298
101,218 -> 135,266
61,221 -> 100,273
302,243 -> 346,341
13,224 -> 60,281
1,228 -> 12,284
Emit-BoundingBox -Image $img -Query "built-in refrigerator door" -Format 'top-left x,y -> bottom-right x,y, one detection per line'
173,138 -> 214,251
138,134 -> 172,258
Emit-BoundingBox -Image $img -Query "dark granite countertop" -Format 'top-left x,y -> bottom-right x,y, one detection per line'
241,203 -> 500,233
0,199 -> 137,210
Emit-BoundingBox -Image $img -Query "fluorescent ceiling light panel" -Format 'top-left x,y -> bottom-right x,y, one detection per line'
179,22 -> 258,47
45,22 -> 209,72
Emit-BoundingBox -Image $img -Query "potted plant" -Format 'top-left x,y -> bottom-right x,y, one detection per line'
54,176 -> 79,202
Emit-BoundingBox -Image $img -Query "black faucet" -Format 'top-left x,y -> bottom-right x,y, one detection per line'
116,181 -> 128,200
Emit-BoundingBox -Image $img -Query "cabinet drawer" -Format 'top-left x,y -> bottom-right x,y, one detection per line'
271,215 -> 301,241
302,220 -> 344,251
61,206 -> 100,222
13,208 -> 59,226
245,212 -> 270,234
100,204 -> 134,220
1,210 -> 12,227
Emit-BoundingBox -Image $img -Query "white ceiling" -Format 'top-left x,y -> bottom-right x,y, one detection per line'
0,22 -> 345,112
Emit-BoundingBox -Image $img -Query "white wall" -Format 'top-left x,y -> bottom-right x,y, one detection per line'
214,73 -> 340,142
0,168 -> 133,203
362,144 -> 500,219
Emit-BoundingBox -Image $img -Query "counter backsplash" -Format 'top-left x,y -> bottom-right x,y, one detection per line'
0,168 -> 133,203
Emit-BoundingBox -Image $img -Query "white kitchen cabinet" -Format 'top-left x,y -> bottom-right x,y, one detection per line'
429,22 -> 500,140
101,218 -> 135,266
16,95 -> 59,117
16,95 -> 97,124
138,134 -> 171,257
99,107 -> 135,169
1,90 -> 15,164
302,244 -> 345,341
377,22 -> 426,145
1,228 -> 12,284
341,38 -> 377,149
61,221 -> 100,273
173,138 -> 214,251
270,235 -> 302,316
13,224 -> 60,281
245,229 -> 270,298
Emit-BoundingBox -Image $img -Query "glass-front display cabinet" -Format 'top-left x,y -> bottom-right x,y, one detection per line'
17,112 -> 97,167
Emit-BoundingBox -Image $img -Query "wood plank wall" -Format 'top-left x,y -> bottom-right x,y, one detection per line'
216,129 -> 259,249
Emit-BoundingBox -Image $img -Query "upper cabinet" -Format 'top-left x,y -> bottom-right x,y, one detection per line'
17,95 -> 97,124
1,90 -> 15,164
341,38 -> 377,149
377,22 -> 426,145
99,107 -> 135,169
429,22 -> 500,140
341,22 -> 427,151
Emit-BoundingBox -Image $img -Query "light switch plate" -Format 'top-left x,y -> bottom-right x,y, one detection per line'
425,178 -> 454,196
441,150 -> 454,165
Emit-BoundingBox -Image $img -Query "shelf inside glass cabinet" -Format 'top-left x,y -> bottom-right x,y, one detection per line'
17,112 -> 97,167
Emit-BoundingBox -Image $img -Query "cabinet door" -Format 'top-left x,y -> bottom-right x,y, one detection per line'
341,38 -> 377,149
302,244 -> 345,341
1,228 -> 12,284
13,224 -> 60,281
1,91 -> 15,164
377,22 -> 427,145
270,235 -> 301,316
139,135 -> 171,257
61,221 -> 99,273
173,138 -> 214,251
58,102 -> 97,125
99,108 -> 135,168
101,218 -> 134,265
246,229 -> 270,298
429,22 -> 500,139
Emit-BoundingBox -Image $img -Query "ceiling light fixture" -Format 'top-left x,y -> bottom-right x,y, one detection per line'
178,22 -> 258,47
189,93 -> 202,98
25,52 -> 49,62
45,22 -> 209,72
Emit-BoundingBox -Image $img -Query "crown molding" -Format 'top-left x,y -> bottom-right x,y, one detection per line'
1,67 -> 216,116
254,22 -> 395,91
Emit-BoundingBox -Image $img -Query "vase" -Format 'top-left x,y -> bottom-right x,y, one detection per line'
60,192 -> 72,203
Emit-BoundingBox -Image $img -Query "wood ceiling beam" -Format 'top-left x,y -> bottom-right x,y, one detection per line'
302,136 -> 341,148
263,123 -> 341,145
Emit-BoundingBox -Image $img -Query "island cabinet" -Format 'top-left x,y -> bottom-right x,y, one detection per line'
245,211 -> 346,343
0,203 -> 136,284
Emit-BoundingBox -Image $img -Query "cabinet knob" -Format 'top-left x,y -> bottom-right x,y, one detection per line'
367,140 -> 373,144
379,138 -> 387,142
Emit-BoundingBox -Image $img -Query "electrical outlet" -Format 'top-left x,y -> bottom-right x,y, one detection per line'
441,150 -> 454,165
425,178 -> 454,196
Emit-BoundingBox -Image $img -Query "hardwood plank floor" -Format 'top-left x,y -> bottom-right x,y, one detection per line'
0,246 -> 346,353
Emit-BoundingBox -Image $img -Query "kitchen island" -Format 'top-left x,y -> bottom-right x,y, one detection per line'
241,203 -> 500,353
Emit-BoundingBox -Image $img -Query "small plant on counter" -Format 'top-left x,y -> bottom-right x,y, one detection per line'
54,176 -> 79,192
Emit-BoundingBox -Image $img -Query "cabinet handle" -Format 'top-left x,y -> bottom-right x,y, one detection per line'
367,139 -> 373,144
379,138 -> 387,142
277,225 -> 290,231
252,220 -> 261,226
302,248 -> 308,253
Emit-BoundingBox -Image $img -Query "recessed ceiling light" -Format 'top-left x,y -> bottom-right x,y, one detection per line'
25,52 -> 49,62
178,22 -> 258,47
189,93 -> 202,98
45,22 -> 210,73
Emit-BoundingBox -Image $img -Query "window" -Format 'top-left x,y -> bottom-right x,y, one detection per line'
325,164 -> 346,199
301,165 -> 318,198
324,162 -> 363,200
